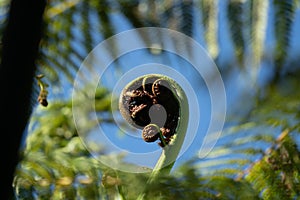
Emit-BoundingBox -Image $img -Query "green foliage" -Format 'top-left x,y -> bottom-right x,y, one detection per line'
4,0 -> 300,199
199,74 -> 300,198
248,0 -> 269,68
227,0 -> 245,65
199,0 -> 219,59
273,0 -> 296,73
28,0 -> 296,88
246,134 -> 300,199
14,74 -> 300,199
14,87 -> 112,200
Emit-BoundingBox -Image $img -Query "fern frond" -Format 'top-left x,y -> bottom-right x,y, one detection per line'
45,0 -> 81,19
273,0 -> 296,74
227,0 -> 246,65
81,2 -> 93,53
118,1 -> 144,28
13,168 -> 35,199
199,0 -> 219,59
179,1 -> 194,37
40,2 -> 80,84
205,176 -> 259,199
245,133 -> 300,199
248,0 -> 269,70
95,0 -> 114,39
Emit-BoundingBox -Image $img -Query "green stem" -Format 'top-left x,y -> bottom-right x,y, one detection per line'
137,75 -> 189,199
158,129 -> 167,147
151,75 -> 188,178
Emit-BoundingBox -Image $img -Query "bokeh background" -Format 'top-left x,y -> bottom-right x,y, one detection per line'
1,0 -> 300,199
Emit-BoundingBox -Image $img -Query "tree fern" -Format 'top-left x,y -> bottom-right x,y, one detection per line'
15,75 -> 300,198
118,1 -> 145,28
245,132 -> 300,199
273,0 -> 296,79
81,2 -> 93,53
199,0 -> 219,59
248,0 -> 269,73
227,0 -> 246,65
9,0 -> 300,199
95,0 -> 114,39
179,1 -> 194,38
14,88 -> 112,199
39,4 -> 79,84
198,72 -> 300,197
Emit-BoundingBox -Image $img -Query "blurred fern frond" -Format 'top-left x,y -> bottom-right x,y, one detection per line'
249,0 -> 269,69
273,0 -> 296,77
4,0 -> 300,199
227,0 -> 246,65
0,0 -> 299,84
199,0 -> 219,59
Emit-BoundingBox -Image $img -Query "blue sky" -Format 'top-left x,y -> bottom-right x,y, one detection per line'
26,1 -> 300,173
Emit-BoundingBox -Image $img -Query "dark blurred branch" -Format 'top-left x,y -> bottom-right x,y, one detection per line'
0,0 -> 46,199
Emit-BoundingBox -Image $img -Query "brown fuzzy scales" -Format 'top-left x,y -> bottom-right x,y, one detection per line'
120,75 -> 180,147
142,125 -> 160,142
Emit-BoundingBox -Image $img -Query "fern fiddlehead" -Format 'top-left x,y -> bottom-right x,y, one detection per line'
119,74 -> 189,184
